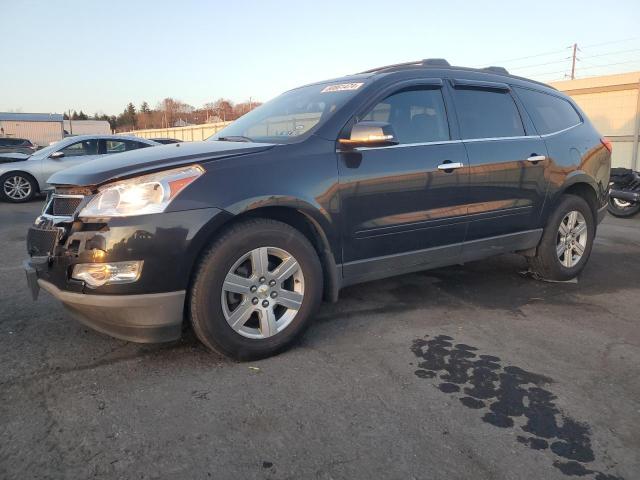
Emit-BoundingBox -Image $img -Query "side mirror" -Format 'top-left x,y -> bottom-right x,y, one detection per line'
339,121 -> 398,149
49,151 -> 65,159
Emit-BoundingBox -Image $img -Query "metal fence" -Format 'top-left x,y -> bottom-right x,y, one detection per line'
120,121 -> 232,142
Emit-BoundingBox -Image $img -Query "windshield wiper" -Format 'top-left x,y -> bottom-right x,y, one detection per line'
217,136 -> 253,143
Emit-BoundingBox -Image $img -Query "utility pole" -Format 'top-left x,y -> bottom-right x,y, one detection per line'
570,43 -> 578,80
68,109 -> 73,135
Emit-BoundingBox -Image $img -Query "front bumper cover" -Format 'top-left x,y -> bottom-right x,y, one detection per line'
24,206 -> 231,343
33,274 -> 185,343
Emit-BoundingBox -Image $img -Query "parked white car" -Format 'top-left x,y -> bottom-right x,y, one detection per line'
0,135 -> 159,202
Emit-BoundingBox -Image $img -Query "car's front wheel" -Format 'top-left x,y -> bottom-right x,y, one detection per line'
189,218 -> 323,360
0,172 -> 37,203
528,194 -> 595,281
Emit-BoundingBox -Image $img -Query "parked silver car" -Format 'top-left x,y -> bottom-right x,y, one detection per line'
0,135 -> 160,202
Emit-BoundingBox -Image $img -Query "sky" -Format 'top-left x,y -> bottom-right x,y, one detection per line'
2,0 -> 639,116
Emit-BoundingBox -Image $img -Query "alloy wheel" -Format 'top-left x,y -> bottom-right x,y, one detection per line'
556,210 -> 588,268
221,246 -> 304,339
3,175 -> 32,200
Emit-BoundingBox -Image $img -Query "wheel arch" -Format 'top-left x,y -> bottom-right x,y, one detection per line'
237,206 -> 340,302
557,176 -> 599,222
0,170 -> 41,193
188,203 -> 341,304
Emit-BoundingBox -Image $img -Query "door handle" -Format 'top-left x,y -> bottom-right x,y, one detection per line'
526,155 -> 546,162
437,162 -> 464,171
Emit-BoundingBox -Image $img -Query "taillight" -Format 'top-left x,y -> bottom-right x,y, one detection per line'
601,137 -> 612,153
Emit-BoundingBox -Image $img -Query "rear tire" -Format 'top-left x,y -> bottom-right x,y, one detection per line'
607,196 -> 640,218
189,218 -> 322,361
528,194 -> 595,281
0,172 -> 37,203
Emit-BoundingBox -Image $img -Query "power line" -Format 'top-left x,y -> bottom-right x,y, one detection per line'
532,58 -> 640,79
507,57 -> 572,71
581,37 -> 640,49
581,47 -> 640,60
477,37 -> 640,69
578,58 -> 640,70
473,48 -> 569,67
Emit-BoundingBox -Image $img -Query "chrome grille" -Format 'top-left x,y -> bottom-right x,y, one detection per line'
27,227 -> 60,256
52,196 -> 82,216
43,193 -> 84,219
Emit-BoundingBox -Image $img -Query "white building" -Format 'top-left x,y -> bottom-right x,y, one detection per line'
0,112 -> 64,147
64,119 -> 111,136
551,72 -> 640,170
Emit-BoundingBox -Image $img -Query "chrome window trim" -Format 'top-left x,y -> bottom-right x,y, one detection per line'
463,135 -> 531,143
339,123 -> 582,151
342,139 -> 462,152
540,122 -> 582,138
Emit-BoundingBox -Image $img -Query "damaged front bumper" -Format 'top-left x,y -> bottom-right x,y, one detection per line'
23,192 -> 227,343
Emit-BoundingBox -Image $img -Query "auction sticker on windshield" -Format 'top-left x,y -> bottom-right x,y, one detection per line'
321,83 -> 364,93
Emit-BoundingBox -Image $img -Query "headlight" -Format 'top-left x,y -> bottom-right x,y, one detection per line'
79,165 -> 204,218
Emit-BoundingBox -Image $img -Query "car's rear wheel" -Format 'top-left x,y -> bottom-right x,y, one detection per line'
0,172 -> 37,203
189,218 -> 322,360
528,194 -> 595,281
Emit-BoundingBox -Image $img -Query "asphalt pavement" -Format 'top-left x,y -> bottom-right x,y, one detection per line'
1,199 -> 638,480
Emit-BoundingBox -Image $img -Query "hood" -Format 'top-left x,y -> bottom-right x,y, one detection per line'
0,152 -> 31,163
48,140 -> 276,186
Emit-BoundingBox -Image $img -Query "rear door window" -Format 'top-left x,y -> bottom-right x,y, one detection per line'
102,139 -> 146,153
452,88 -> 525,139
515,87 -> 582,135
104,140 -> 127,153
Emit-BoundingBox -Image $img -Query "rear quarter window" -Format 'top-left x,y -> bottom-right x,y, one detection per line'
515,87 -> 582,135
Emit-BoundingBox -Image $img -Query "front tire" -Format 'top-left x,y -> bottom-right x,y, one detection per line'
0,172 -> 37,203
189,218 -> 323,360
528,194 -> 595,281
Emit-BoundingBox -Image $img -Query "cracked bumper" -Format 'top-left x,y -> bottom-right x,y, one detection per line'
36,278 -> 185,343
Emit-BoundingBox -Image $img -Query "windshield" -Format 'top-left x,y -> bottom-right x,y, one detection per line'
208,81 -> 366,144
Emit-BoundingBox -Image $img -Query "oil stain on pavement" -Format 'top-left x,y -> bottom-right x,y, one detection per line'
411,335 -> 623,479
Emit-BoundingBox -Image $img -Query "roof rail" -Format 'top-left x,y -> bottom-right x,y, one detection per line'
357,59 -> 523,82
483,66 -> 509,75
421,58 -> 450,66
359,60 -> 422,74
359,58 -> 451,74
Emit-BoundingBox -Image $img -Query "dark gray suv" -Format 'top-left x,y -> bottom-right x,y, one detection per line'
25,59 -> 611,360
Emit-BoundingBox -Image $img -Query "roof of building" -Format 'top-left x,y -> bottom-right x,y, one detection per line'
0,112 -> 64,122
550,71 -> 640,92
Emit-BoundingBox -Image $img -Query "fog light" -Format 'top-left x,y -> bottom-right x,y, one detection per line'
72,261 -> 143,288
